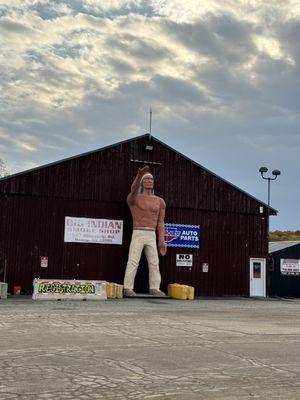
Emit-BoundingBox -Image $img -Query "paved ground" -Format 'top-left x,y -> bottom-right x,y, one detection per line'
0,296 -> 300,400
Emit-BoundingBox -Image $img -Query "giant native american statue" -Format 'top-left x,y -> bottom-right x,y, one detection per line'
123,166 -> 167,297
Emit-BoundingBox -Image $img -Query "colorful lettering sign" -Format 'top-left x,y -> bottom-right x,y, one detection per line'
64,217 -> 123,244
32,279 -> 107,300
38,282 -> 95,294
164,224 -> 200,248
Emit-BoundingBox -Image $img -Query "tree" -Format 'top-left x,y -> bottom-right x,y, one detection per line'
0,159 -> 9,178
269,230 -> 300,241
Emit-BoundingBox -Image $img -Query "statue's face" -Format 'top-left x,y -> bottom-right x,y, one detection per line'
142,175 -> 154,190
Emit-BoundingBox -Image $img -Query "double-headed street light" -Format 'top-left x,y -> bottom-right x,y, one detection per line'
259,166 -> 281,245
259,167 -> 281,213
259,167 -> 281,296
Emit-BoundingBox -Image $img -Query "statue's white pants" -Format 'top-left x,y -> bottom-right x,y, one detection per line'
123,229 -> 161,290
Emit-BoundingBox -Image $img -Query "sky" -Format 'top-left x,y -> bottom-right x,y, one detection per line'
0,0 -> 299,231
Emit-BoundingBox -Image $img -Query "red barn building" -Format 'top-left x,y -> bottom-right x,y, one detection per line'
0,134 -> 276,296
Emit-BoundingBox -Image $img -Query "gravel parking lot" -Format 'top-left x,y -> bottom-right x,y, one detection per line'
0,296 -> 300,400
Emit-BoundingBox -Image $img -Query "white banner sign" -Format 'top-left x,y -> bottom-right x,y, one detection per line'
280,259 -> 300,275
64,217 -> 123,245
32,279 -> 107,300
176,254 -> 193,267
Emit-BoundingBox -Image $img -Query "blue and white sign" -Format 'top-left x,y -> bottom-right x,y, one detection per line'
164,223 -> 200,248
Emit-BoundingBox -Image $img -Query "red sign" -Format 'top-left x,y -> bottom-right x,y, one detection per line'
41,257 -> 48,268
202,263 -> 209,273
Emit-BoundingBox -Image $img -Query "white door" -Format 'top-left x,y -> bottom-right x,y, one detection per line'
250,258 -> 266,297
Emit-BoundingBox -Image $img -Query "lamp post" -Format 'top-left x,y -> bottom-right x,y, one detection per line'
259,167 -> 281,296
259,167 -> 281,219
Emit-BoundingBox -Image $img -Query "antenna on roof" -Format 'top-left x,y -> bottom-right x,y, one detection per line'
149,106 -> 152,141
145,107 -> 153,151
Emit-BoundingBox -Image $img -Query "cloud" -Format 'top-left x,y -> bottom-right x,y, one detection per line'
0,18 -> 34,33
81,0 -> 144,14
18,142 -> 38,152
106,33 -> 172,62
151,0 -> 300,23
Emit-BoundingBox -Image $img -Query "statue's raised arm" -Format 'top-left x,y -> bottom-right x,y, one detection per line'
127,166 -> 150,205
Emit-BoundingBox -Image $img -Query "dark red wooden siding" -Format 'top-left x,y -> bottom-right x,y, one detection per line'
0,135 -> 268,295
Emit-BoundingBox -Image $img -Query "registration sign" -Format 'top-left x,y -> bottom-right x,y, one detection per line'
32,279 -> 107,300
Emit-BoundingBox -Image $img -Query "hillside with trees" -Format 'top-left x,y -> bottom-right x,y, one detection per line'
270,231 -> 300,241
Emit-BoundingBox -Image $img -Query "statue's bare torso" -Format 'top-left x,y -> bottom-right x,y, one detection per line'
127,194 -> 165,229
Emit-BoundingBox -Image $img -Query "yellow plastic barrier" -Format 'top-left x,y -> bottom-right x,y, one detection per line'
168,283 -> 195,300
116,284 -> 123,299
167,283 -> 176,297
106,283 -> 116,299
187,286 -> 195,300
170,284 -> 188,300
106,283 -> 124,299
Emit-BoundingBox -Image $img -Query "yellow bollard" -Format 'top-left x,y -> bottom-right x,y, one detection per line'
171,284 -> 188,300
106,283 -> 116,299
187,286 -> 195,300
168,284 -> 195,300
116,284 -> 123,299
167,283 -> 176,297
106,283 -> 112,298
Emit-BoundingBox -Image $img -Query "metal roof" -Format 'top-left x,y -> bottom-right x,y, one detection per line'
0,133 -> 277,213
269,241 -> 300,253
